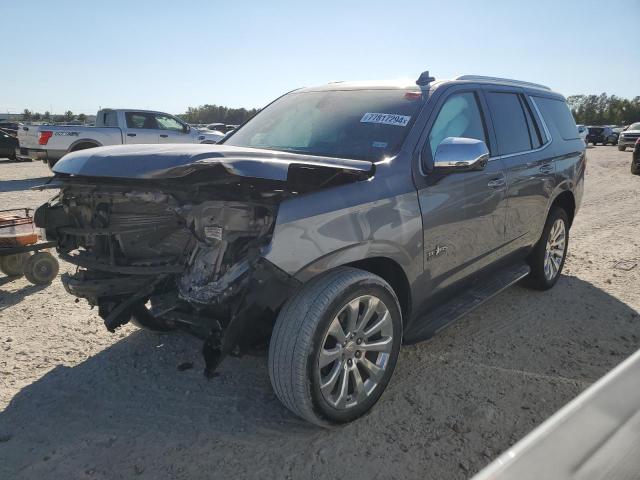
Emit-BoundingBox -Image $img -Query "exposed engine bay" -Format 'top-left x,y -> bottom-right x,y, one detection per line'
35,177 -> 301,375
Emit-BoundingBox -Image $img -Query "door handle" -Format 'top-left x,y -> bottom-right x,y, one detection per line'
160,134 -> 168,138
487,177 -> 506,189
539,164 -> 553,174
127,133 -> 136,137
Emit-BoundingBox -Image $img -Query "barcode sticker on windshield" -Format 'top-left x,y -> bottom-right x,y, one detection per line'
361,113 -> 410,127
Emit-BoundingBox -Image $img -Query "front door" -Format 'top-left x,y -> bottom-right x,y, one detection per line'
416,89 -> 508,295
155,113 -> 194,144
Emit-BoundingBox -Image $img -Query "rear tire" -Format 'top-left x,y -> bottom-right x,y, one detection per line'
0,253 -> 30,277
268,267 -> 402,426
631,161 -> 640,175
524,207 -> 569,290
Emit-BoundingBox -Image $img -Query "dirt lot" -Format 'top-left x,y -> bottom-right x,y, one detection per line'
0,148 -> 638,480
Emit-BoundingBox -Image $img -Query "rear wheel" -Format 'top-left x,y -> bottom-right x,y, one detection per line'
631,160 -> 640,175
0,253 -> 30,277
268,267 -> 402,426
524,207 -> 569,290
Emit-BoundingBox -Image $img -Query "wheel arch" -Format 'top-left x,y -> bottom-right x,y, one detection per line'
293,247 -> 413,324
67,139 -> 102,153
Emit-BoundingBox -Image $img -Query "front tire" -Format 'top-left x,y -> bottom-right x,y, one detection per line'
619,145 -> 626,152
268,267 -> 402,426
524,207 -> 569,290
23,252 -> 59,285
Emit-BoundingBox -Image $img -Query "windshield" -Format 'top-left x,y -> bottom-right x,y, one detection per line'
628,123 -> 640,131
223,89 -> 423,161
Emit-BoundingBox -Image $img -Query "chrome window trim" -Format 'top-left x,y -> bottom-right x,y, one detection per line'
489,96 -> 553,161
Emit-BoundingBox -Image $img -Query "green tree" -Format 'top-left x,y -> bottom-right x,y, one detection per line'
64,110 -> 75,122
22,109 -> 32,121
43,111 -> 51,121
77,113 -> 87,123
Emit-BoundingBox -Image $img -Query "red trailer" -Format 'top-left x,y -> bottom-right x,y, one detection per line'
0,208 -> 59,284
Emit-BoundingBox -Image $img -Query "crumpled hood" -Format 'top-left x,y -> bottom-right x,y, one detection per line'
52,144 -> 374,182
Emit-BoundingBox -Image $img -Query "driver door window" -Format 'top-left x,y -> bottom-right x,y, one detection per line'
155,114 -> 186,133
426,92 -> 488,167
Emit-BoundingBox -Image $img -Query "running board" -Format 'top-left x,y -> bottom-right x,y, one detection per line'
404,262 -> 531,344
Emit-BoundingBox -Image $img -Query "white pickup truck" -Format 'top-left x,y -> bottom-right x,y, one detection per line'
17,109 -> 225,168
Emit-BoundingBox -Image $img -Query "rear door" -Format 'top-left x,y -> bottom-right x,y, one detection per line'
416,87 -> 508,293
123,111 -> 159,144
482,88 -> 554,252
155,113 -> 194,144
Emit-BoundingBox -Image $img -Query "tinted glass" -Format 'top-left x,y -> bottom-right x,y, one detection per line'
520,96 -> 542,149
103,111 -> 118,127
628,123 -> 640,130
487,92 -> 532,154
427,92 -> 487,157
125,112 -> 157,129
534,97 -> 579,140
224,89 -> 423,161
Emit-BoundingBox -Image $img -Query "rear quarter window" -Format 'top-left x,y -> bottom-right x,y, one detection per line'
533,97 -> 579,140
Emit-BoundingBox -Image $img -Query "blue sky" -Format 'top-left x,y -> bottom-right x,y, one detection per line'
2,0 -> 638,115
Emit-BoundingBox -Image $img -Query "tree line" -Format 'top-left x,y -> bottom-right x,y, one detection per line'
567,94 -> 640,126
179,104 -> 260,125
21,109 -> 86,123
18,93 -> 640,127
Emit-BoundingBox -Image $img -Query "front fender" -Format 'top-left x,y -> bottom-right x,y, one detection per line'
262,187 -> 423,287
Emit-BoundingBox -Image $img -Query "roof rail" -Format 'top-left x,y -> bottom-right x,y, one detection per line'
454,75 -> 551,91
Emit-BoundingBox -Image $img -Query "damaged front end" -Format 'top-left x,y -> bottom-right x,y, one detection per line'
35,145 -> 374,375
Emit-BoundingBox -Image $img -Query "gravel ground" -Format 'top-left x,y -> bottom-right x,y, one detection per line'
0,148 -> 639,480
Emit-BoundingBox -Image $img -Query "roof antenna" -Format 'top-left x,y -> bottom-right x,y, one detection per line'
416,71 -> 435,86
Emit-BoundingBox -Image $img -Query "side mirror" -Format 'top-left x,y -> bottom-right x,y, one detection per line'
184,125 -> 191,134
433,137 -> 490,172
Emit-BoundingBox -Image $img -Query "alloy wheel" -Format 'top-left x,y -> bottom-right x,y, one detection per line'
318,295 -> 393,410
544,219 -> 566,281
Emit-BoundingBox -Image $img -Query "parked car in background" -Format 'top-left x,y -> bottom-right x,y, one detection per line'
587,126 -> 618,145
36,72 -> 584,426
576,124 -> 588,144
17,109 -> 225,168
618,122 -> 640,151
632,138 -> 640,175
0,129 -> 18,160
0,121 -> 18,136
205,123 -> 236,134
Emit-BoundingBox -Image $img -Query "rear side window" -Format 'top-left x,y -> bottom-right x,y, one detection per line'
125,112 -> 157,129
103,111 -> 118,127
520,97 -> 543,149
486,92 -> 532,155
533,97 -> 579,140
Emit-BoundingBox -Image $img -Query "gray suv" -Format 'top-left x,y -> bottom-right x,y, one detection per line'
35,72 -> 585,426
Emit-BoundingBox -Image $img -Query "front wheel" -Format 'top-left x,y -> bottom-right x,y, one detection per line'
268,267 -> 402,426
618,145 -> 626,152
524,207 -> 569,290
